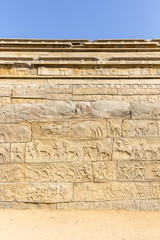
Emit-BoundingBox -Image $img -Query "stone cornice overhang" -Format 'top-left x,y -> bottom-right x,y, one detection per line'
0,39 -> 160,79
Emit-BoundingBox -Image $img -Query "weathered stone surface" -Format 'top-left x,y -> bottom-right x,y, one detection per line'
0,124 -> 31,142
0,102 -> 76,123
0,162 -> 92,183
32,119 -> 107,140
93,161 -> 117,182
0,184 -> 26,202
25,139 -> 112,163
74,182 -> 160,201
92,101 -> 130,118
1,39 -> 160,210
139,200 -> 160,211
117,161 -> 160,181
26,183 -> 73,203
73,87 -> 118,95
118,88 -> 160,95
113,137 -> 160,160
122,120 -> 160,137
12,86 -> 46,99
131,102 -> 160,119
57,200 -> 139,210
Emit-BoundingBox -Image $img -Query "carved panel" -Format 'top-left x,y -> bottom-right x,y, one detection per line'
106,119 -> 122,137
122,120 -> 160,137
26,139 -> 112,163
0,124 -> 31,143
118,161 -> 146,181
0,184 -> 25,202
10,143 -> 25,163
113,138 -> 160,160
93,161 -> 117,182
26,183 -> 73,203
25,162 -> 92,183
0,164 -> 25,182
0,143 -> 10,163
38,67 -> 160,77
32,120 -> 107,139
74,182 -> 160,201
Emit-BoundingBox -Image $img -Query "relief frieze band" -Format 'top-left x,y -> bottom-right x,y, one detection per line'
38,67 -> 160,77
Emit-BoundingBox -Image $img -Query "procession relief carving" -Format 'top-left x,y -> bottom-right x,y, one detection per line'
26,184 -> 72,203
26,162 -> 91,183
122,120 -> 160,137
32,120 -> 106,139
38,67 -> 160,77
26,139 -> 112,162
0,124 -> 31,143
113,138 -> 160,160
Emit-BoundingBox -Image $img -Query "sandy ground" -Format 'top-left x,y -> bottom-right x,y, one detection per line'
0,210 -> 160,240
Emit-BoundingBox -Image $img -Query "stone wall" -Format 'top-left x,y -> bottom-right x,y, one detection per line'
1,39 -> 160,210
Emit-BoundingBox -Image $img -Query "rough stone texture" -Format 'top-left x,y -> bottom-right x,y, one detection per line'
0,39 -> 160,210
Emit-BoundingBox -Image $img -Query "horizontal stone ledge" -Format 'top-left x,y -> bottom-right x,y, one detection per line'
0,102 -> 77,123
1,100 -> 160,122
0,101 -> 129,122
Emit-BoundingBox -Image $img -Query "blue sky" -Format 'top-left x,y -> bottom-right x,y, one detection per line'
0,0 -> 160,40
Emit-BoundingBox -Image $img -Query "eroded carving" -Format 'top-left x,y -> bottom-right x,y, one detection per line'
93,161 -> 116,182
118,162 -> 145,181
10,143 -> 25,163
0,144 -> 10,163
26,183 -> 72,203
122,120 -> 159,137
113,138 -> 160,160
107,120 -> 121,137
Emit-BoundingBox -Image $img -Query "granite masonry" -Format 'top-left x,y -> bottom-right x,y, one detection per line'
0,39 -> 160,210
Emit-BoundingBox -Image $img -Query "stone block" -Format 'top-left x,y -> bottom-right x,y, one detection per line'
131,102 -> 160,119
0,184 -> 26,202
118,160 -> 160,182
92,101 -> 130,118
0,102 -> 76,123
74,182 -> 160,202
26,183 -> 73,203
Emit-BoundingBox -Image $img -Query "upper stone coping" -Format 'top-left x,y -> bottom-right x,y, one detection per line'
0,39 -> 160,53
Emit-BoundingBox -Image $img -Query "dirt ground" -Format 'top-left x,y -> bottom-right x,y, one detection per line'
0,209 -> 160,240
